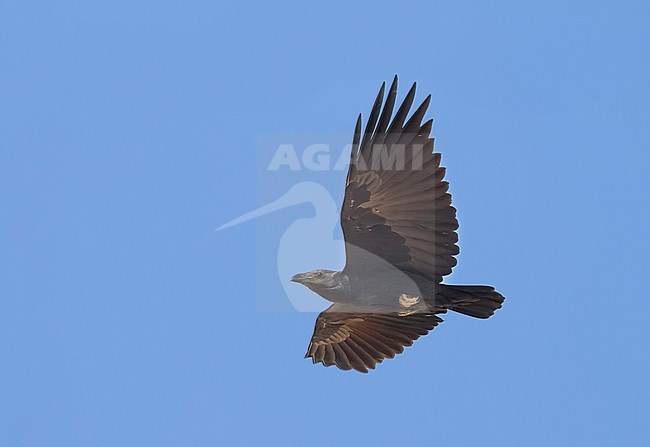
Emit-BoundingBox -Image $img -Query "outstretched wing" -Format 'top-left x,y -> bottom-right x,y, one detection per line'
305,304 -> 443,373
341,76 -> 459,282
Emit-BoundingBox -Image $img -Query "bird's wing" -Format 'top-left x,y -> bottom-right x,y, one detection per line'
305,303 -> 443,372
341,76 -> 459,282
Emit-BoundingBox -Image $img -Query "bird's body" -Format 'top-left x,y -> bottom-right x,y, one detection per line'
294,268 -> 422,309
291,76 -> 505,373
293,268 -> 499,316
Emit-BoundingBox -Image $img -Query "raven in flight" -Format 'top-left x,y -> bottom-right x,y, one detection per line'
291,76 -> 504,372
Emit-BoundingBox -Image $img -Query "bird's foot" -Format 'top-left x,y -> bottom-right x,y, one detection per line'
399,293 -> 420,308
398,294 -> 422,315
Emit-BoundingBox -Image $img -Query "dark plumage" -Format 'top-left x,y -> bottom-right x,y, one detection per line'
292,76 -> 504,373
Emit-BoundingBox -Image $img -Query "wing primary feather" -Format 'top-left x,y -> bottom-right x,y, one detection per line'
339,341 -> 369,373
401,94 -> 431,136
331,343 -> 352,370
351,330 -> 393,358
346,337 -> 377,369
313,345 -> 326,363
347,113 -> 363,184
360,82 -> 385,156
386,82 -> 416,135
349,334 -> 384,362
323,345 -> 336,366
374,75 -> 398,140
352,113 -> 362,157
353,325 -> 404,354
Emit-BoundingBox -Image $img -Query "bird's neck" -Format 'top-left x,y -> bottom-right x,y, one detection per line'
316,271 -> 351,303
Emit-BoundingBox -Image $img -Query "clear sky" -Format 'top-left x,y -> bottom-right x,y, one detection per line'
2,1 -> 650,446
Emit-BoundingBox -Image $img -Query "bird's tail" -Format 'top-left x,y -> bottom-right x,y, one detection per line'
435,285 -> 505,319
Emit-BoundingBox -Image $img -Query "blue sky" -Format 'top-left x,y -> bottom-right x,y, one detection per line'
2,1 -> 650,446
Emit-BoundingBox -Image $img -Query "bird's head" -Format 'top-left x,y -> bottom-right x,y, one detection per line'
291,269 -> 339,290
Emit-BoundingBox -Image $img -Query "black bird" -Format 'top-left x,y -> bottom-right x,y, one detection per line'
291,76 -> 504,373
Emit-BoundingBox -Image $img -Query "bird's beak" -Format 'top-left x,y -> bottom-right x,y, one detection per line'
291,273 -> 307,284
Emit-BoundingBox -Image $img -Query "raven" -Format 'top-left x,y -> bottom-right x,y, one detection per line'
291,76 -> 504,372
